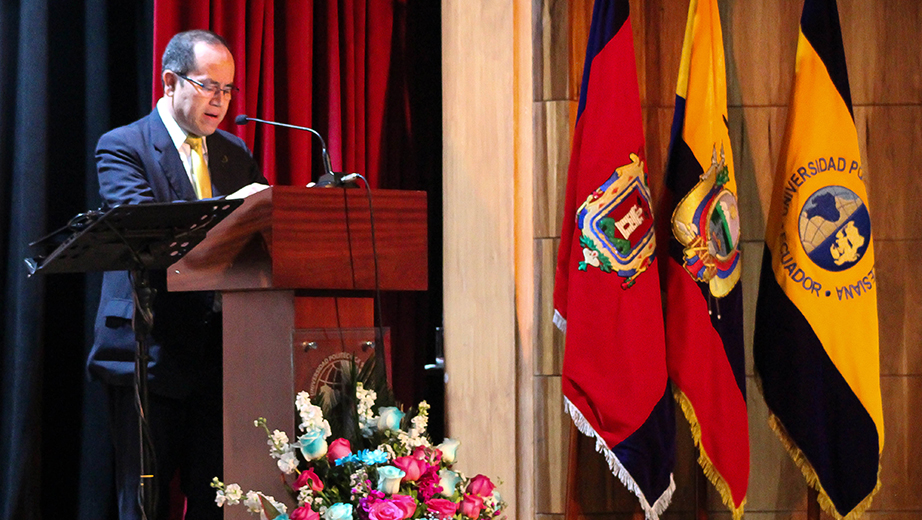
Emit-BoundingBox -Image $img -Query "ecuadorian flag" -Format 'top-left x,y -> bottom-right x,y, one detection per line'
754,0 -> 883,518
554,1 -> 675,517
663,0 -> 748,517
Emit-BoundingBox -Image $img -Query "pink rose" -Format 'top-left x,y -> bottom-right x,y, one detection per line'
460,494 -> 484,518
368,500 -> 405,520
390,494 -> 417,518
412,446 -> 428,459
393,456 -> 427,482
426,498 -> 459,519
291,506 -> 320,520
466,475 -> 495,497
413,445 -> 442,464
328,438 -> 352,463
293,468 -> 324,492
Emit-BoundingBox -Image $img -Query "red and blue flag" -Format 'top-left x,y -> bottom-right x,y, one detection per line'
554,1 -> 675,517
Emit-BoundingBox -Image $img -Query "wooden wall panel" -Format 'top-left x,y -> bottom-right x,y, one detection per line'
711,378 -> 808,513
642,107 -> 676,205
568,0 -> 594,101
860,106 -> 922,241
534,101 -> 574,238
534,376 -> 569,513
839,0 -> 922,105
534,0 -> 571,101
516,3 -> 537,520
633,0 -> 687,108
535,238 -> 564,376
726,0 -> 800,106
874,375 -> 922,510
875,241 -> 922,376
740,241 -> 763,377
519,0 -> 922,519
737,107 -> 790,241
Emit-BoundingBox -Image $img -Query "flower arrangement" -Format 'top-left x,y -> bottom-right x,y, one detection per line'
212,360 -> 506,520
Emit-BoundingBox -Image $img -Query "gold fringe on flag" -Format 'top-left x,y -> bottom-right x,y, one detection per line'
673,387 -> 745,520
765,412 -> 881,520
754,374 -> 881,520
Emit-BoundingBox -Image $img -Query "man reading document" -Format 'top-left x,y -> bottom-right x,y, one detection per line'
88,30 -> 267,520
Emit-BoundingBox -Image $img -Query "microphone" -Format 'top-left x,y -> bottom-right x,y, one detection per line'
235,114 -> 343,187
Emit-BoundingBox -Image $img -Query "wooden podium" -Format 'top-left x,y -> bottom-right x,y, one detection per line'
167,186 -> 427,515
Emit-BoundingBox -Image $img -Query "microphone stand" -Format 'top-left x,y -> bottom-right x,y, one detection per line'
235,115 -> 346,187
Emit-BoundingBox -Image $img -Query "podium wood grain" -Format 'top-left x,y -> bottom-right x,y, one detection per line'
166,186 -> 426,520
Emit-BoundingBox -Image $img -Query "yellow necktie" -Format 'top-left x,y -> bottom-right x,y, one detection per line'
186,136 -> 212,199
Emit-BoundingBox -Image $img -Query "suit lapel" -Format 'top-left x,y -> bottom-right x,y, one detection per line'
149,109 -> 197,201
205,133 -> 233,197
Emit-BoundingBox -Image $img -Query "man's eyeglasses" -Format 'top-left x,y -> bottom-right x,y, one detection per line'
177,74 -> 238,99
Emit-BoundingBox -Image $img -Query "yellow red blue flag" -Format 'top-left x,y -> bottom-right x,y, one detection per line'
663,0 -> 748,517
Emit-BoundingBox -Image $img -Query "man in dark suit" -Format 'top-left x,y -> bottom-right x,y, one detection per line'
89,30 -> 267,520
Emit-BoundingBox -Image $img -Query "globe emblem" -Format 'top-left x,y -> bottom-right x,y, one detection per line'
798,185 -> 871,272
310,352 -> 364,404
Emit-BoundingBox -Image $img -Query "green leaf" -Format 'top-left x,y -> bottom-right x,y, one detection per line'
716,166 -> 729,186
258,494 -> 282,519
312,353 -> 400,450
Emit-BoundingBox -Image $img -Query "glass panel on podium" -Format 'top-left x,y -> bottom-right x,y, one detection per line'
292,328 -> 392,397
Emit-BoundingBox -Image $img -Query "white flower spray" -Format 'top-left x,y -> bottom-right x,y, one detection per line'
268,429 -> 290,457
355,383 -> 378,438
296,391 -> 331,435
244,490 -> 262,513
211,479 -> 243,507
254,418 -> 299,474
396,401 -> 431,451
297,486 -> 313,506
277,450 -> 300,474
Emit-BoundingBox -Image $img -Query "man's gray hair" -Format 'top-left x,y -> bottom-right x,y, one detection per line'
161,29 -> 231,75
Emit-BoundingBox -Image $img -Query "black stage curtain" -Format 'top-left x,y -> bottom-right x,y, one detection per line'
1,1 -> 160,518
0,1 -> 441,519
378,0 -> 444,441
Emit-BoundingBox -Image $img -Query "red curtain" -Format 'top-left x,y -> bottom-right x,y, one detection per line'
152,0 -> 397,188
150,0 -> 439,415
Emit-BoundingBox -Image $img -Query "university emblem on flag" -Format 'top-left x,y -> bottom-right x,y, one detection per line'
671,144 -> 741,297
798,185 -> 871,272
576,153 -> 656,289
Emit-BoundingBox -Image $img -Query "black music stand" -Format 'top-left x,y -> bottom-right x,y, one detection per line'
26,199 -> 242,520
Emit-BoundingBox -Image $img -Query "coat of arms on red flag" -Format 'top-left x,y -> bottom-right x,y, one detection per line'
576,153 -> 656,288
